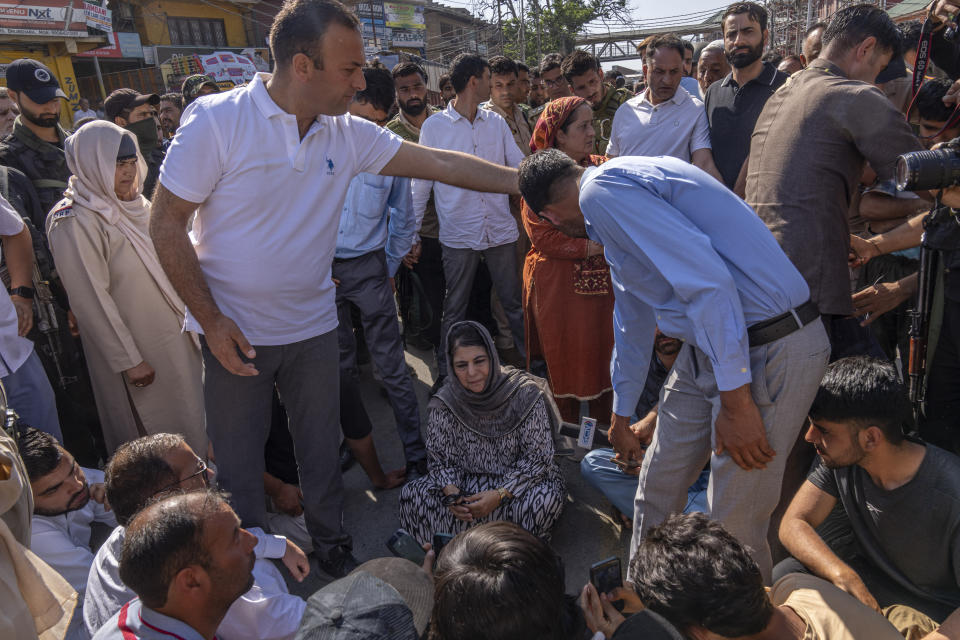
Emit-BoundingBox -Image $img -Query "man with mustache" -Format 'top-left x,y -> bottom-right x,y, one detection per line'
387,61 -> 446,352
705,2 -> 787,193
607,35 -> 724,183
778,357 -> 960,624
19,427 -> 116,593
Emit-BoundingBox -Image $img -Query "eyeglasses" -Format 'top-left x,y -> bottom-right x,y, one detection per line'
151,457 -> 209,496
543,77 -> 567,88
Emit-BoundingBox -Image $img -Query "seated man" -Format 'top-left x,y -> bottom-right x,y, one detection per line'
581,331 -> 709,525
581,512 -> 909,640
92,490 -> 256,639
778,357 -> 960,623
19,427 -> 116,593
84,433 -> 308,640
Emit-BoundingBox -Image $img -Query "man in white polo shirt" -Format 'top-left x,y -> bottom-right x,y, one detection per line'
607,34 -> 723,183
149,0 -> 519,579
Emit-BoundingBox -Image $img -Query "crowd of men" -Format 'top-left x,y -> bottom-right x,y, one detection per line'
1,0 -> 960,638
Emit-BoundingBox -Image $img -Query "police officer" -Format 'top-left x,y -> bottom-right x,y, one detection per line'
561,50 -> 632,156
0,59 -> 72,228
0,60 -> 105,464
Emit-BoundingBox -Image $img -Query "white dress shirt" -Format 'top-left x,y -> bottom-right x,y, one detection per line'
0,193 -> 32,378
411,101 -> 525,250
607,86 -> 711,161
30,467 -> 117,592
84,525 -> 303,640
159,73 -> 403,345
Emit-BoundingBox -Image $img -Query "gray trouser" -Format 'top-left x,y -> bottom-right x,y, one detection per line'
202,331 -> 349,558
630,318 -> 830,582
333,250 -> 426,465
438,242 -> 525,376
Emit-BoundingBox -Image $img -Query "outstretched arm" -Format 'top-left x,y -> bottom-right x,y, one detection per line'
379,140 -> 519,195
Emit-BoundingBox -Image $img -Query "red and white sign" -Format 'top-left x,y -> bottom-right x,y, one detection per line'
83,1 -> 111,33
76,31 -> 122,58
0,1 -> 88,37
200,52 -> 258,84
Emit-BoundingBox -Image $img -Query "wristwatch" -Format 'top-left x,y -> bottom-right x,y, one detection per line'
7,286 -> 34,299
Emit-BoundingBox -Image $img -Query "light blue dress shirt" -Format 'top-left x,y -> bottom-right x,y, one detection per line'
336,172 -> 417,277
580,156 -> 810,415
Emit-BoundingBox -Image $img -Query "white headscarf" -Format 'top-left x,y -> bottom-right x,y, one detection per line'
61,120 -> 187,325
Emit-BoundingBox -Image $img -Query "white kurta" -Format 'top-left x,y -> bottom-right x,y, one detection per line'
47,205 -> 206,454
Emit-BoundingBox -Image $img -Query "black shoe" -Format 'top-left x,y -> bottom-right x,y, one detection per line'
405,460 -> 428,482
339,442 -> 355,472
318,545 -> 359,579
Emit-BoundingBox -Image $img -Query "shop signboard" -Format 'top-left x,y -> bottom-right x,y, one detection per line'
384,2 -> 425,30
0,1 -> 88,37
83,1 -> 110,33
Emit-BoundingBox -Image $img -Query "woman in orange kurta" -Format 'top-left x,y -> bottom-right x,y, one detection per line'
522,97 -> 615,424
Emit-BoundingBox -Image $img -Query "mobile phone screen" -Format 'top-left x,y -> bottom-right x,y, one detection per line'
590,557 -> 622,597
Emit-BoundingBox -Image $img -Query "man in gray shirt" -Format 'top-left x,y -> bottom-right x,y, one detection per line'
777,357 -> 960,623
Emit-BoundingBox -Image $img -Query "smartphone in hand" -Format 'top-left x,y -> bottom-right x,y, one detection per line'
590,556 -> 624,610
387,528 -> 427,565
432,532 -> 455,557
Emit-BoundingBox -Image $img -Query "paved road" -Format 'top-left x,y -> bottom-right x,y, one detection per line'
282,341 -> 631,599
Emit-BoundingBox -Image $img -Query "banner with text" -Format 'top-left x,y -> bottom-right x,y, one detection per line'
0,1 -> 88,37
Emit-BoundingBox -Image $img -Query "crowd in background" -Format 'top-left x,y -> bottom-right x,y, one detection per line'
1,0 -> 960,638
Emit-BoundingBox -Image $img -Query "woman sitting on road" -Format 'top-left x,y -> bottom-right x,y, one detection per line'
398,321 -> 565,543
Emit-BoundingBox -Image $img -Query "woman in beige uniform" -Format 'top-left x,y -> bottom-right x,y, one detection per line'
46,120 -> 206,454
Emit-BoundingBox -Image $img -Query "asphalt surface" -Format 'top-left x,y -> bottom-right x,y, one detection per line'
281,340 -> 631,598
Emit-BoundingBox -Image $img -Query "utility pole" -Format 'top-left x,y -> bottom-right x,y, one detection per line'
497,0 -> 504,55
534,0 -> 541,63
520,0 -> 527,62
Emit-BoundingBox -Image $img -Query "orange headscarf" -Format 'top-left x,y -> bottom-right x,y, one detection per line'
529,96 -> 587,154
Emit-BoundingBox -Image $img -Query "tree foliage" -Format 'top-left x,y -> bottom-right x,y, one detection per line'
479,0 -> 630,65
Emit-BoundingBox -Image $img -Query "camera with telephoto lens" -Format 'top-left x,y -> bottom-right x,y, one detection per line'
896,137 -> 960,192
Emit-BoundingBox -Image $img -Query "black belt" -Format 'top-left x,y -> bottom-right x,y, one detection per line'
747,300 -> 820,348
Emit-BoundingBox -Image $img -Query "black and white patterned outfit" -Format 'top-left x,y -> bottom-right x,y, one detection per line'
398,396 -> 566,544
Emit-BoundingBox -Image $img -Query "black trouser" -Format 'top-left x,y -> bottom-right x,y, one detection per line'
922,297 -> 960,454
405,236 -> 446,348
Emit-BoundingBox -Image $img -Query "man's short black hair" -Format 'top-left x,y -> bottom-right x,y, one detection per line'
644,34 -> 687,62
518,149 -> 580,215
119,490 -> 224,609
449,53 -> 489,93
917,78 -> 956,122
809,356 -> 913,444
356,61 -> 395,113
722,2 -> 769,32
899,20 -> 924,56
392,61 -> 427,83
806,21 -> 828,38
682,40 -> 694,53
438,73 -> 452,89
159,92 -> 183,111
18,427 -> 62,481
629,513 -> 774,637
432,521 -> 585,640
516,61 -> 529,73
561,49 -> 601,83
106,433 -> 184,526
762,51 -> 783,66
269,0 -> 360,69
822,4 -> 900,56
489,56 -> 518,77
530,68 -> 541,80
539,52 -> 565,74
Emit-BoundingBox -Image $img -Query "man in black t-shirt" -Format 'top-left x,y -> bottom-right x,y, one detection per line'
776,356 -> 960,623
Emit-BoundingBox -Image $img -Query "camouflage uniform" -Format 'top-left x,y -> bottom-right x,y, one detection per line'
592,84 -> 633,156
0,117 -> 70,228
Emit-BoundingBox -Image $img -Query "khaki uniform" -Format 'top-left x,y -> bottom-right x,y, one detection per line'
593,84 -> 633,156
481,100 -> 533,156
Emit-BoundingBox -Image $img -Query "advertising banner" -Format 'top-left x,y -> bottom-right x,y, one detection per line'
384,2 -> 425,30
83,1 -> 110,33
0,1 -> 88,37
